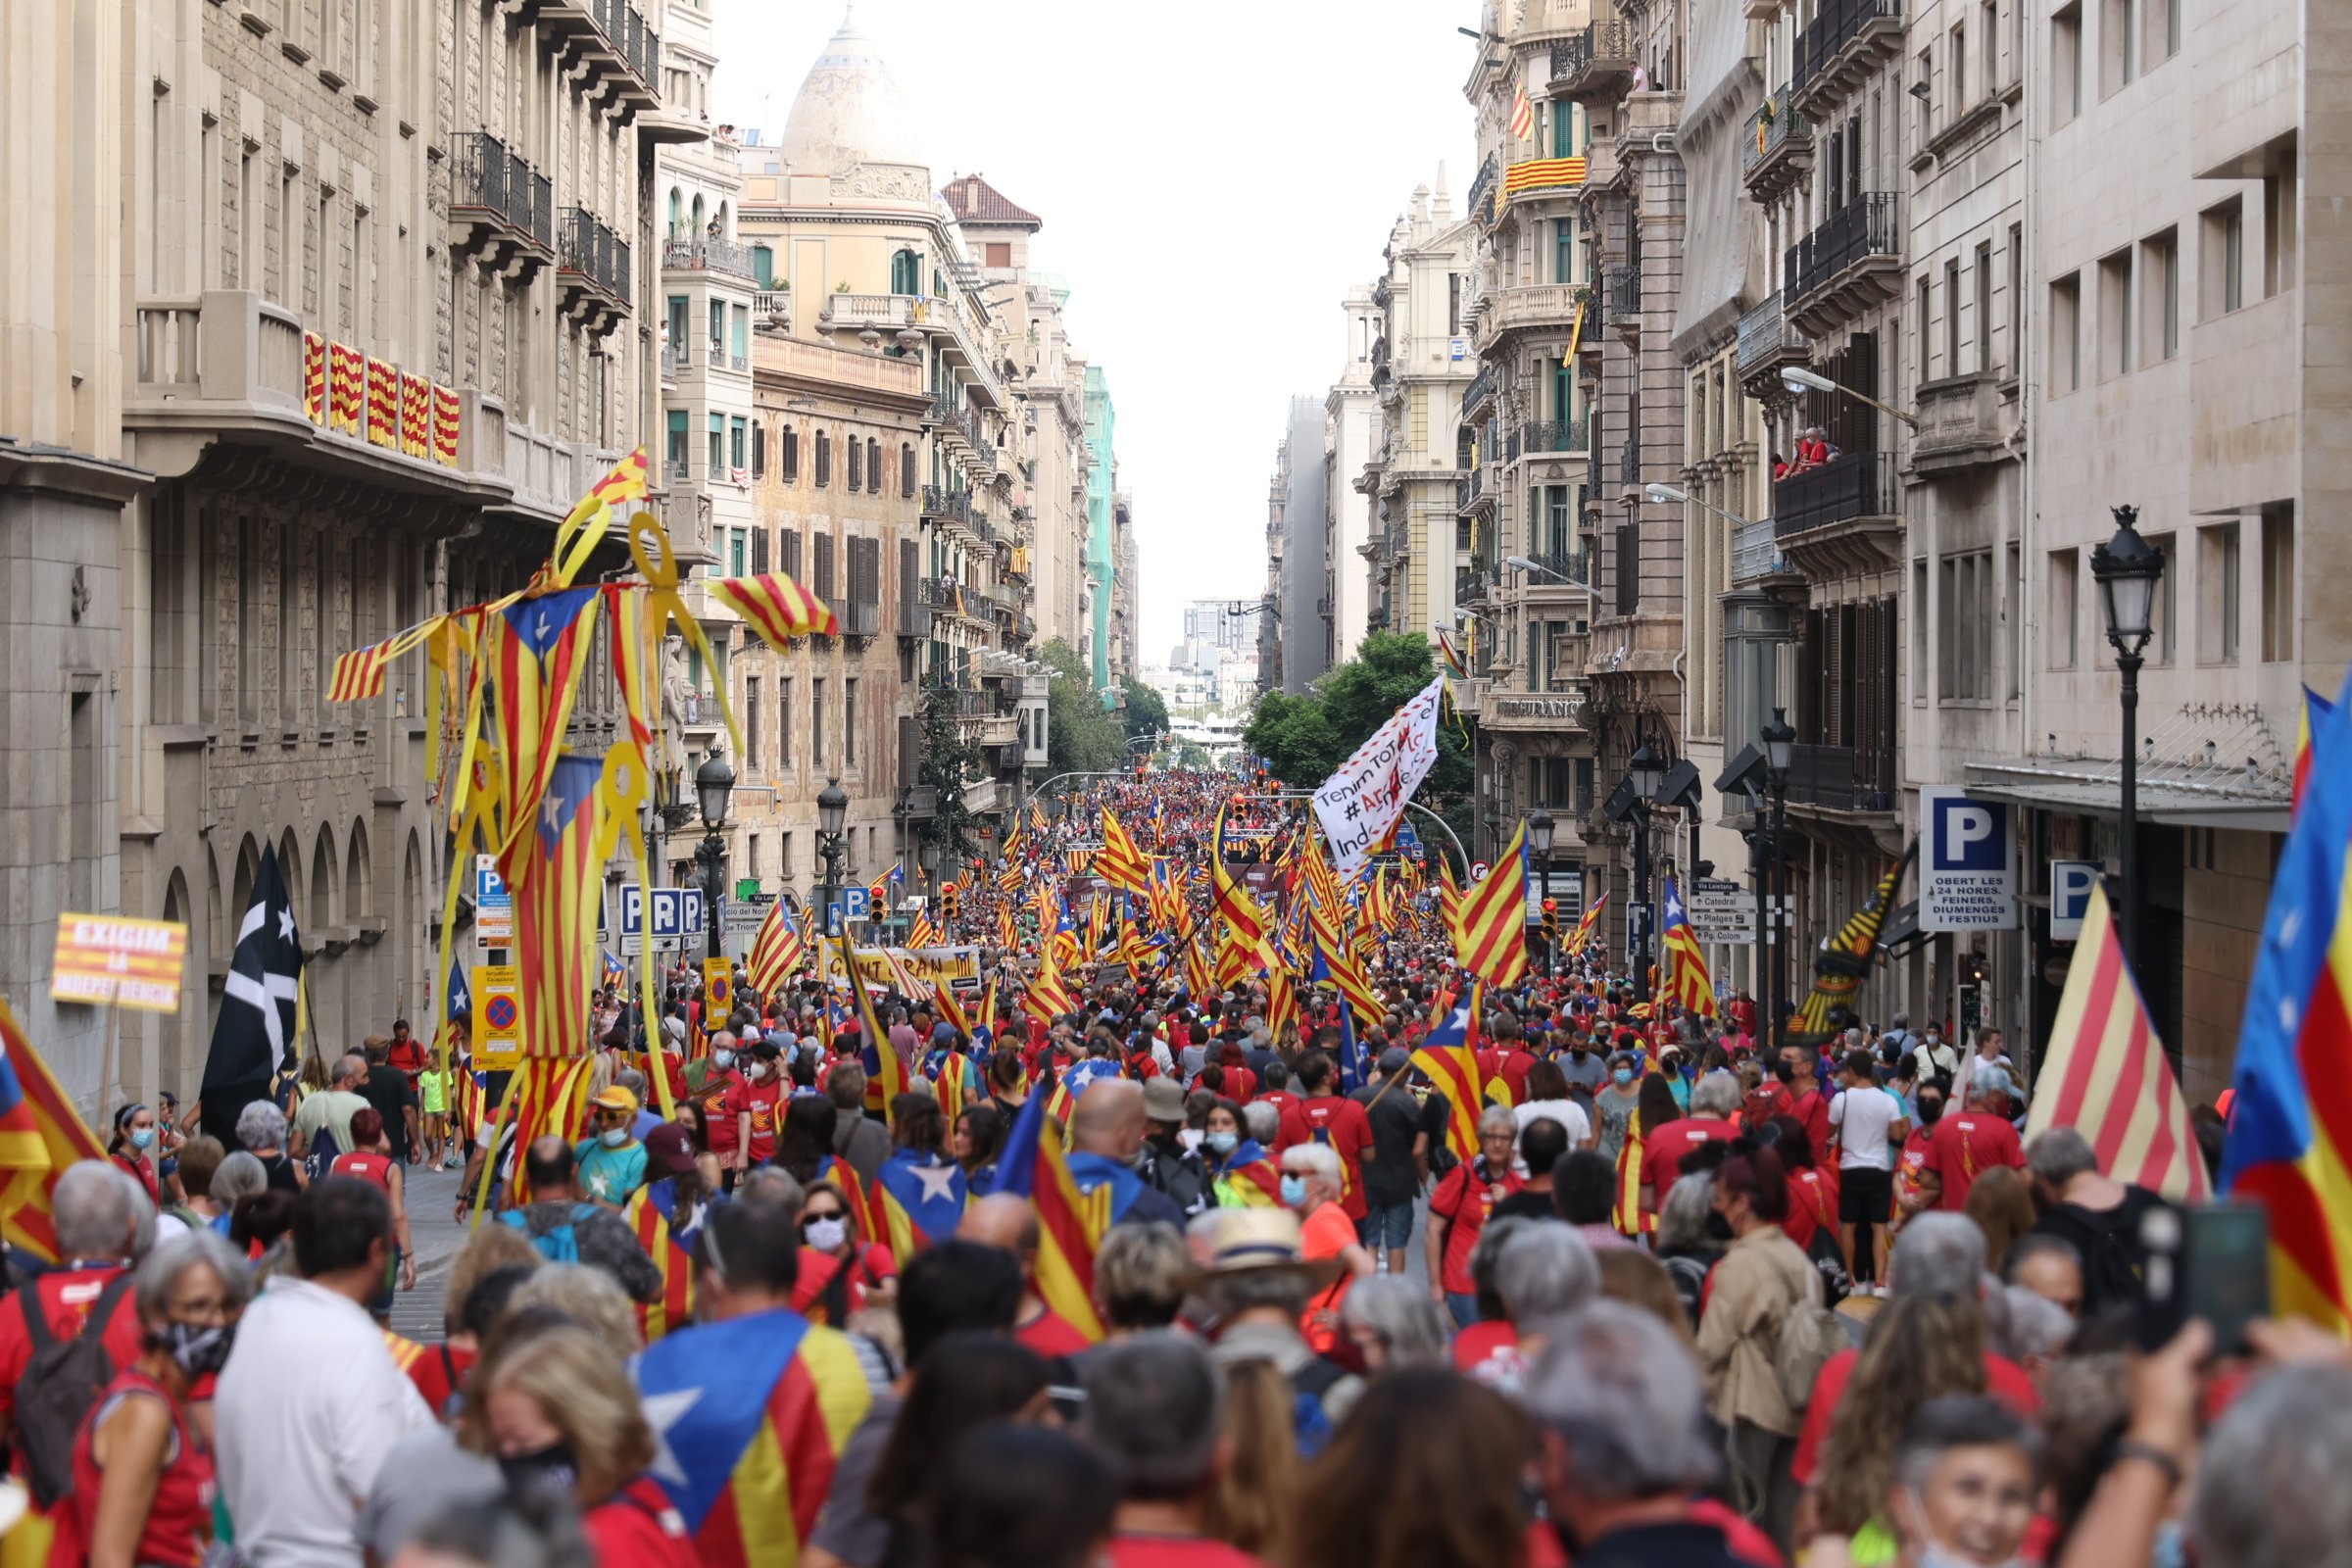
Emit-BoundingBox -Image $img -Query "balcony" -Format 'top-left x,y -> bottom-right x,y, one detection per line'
1742,94 -> 1814,203
1461,363 -> 1498,417
1482,282 -> 1587,346
1517,418 -> 1588,458
525,0 -> 661,113
1783,193 -> 1903,336
1786,743 -> 1897,814
1790,0 -> 1903,114
1499,156 -> 1589,220
446,132 -> 553,277
1550,21 -> 1636,102
841,600 -> 881,639
1910,371 -> 2009,475
921,483 -> 972,525
1735,293 -> 1810,398
662,236 -> 756,281
820,291 -> 922,337
1605,266 -> 1642,338
1730,517 -> 1799,585
1618,440 -> 1641,489
752,290 -> 791,330
660,344 -> 679,385
1456,475 -> 1475,514
1466,153 -> 1500,229
896,591 -> 932,641
558,209 -> 631,332
1517,548 -> 1592,593
1773,450 -> 1902,572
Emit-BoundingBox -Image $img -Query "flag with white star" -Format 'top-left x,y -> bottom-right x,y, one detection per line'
199,844 -> 305,1143
869,1149 -> 969,1265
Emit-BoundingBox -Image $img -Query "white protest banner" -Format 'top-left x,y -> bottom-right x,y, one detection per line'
1311,674 -> 1446,879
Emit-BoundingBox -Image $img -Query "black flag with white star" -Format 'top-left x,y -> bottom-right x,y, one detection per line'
199,844 -> 305,1145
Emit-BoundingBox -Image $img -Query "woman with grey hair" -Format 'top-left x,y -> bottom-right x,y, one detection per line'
53,1232 -> 251,1564
1655,1170 -> 1724,1327
235,1099 -> 304,1193
207,1152 -> 269,1235
1338,1275 -> 1452,1375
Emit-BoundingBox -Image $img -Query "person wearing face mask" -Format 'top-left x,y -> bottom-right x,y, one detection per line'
1280,1144 -> 1375,1354
457,1321 -> 698,1566
51,1232 -> 251,1568
1884,1396 -> 2041,1568
1591,1053 -> 1644,1161
793,1180 -> 900,1325
729,1041 -> 791,1176
109,1102 -> 164,1206
1693,1146 -> 1820,1547
1891,1084 -> 1944,1233
1205,1101 -> 1282,1207
691,1031 -> 747,1182
573,1085 -> 650,1207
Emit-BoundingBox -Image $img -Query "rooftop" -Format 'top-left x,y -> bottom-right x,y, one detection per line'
941,173 -> 1044,231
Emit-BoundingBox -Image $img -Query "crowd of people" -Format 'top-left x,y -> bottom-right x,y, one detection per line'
0,770 -> 2322,1568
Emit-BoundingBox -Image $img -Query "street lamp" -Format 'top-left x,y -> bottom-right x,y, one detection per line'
1761,708 -> 1796,1050
813,776 -> 851,940
1779,365 -> 1920,430
1503,555 -> 1600,593
693,749 -> 735,961
1527,807 -> 1556,976
2090,504 -> 2165,970
1618,742 -> 1668,1001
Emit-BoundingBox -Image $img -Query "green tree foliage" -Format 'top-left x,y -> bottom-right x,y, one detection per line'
1243,632 -> 1477,868
1121,680 -> 1170,743
1039,638 -> 1126,776
917,679 -> 985,862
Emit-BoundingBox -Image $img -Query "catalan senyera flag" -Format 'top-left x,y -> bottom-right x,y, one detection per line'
840,937 -> 910,1126
746,901 -> 805,999
906,912 -> 942,951
995,1081 -> 1119,1344
996,903 -> 1018,952
1788,843 -> 1915,1048
1510,81 -> 1535,139
1613,1106 -> 1658,1236
1408,995 -> 1484,1163
1023,940 -> 1077,1021
1564,891 -> 1609,956
1095,808 -> 1152,895
1263,959 -> 1299,1042
1183,930 -> 1214,1003
1449,822 -> 1529,985
931,982 -> 972,1041
0,996 -> 109,1262
632,1307 -> 871,1565
707,571 -> 839,648
2223,666 -> 2352,1330
516,754 -> 605,1057
2026,883 -> 2209,1203
623,1184 -> 696,1343
325,615 -> 442,705
1659,878 -> 1718,1017
487,586 -> 603,885
2295,684 -> 2334,817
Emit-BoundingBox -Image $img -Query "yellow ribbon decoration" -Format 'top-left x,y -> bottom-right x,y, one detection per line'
593,738 -> 675,1119
626,508 -> 743,760
549,448 -> 651,590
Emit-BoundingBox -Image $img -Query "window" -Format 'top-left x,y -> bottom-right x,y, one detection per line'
890,249 -> 920,294
2141,228 -> 2180,362
815,430 -> 831,486
1915,48 -> 1935,140
1950,23 -> 1968,108
2048,548 -> 2080,668
2102,0 -> 2138,93
1974,243 -> 1994,373
1917,276 -> 1934,380
752,246 -> 774,288
2160,0 -> 2180,59
811,677 -> 826,763
2261,506 -> 2295,662
708,299 -> 725,363
812,531 -> 835,599
2052,4 -> 2082,124
2146,530 -> 2178,663
867,438 -> 881,490
984,242 -> 1010,269
1983,1 -> 1999,95
2199,522 -> 2241,663
2201,199 -> 2244,317
2007,223 -> 2024,377
2098,249 -> 2132,377
1912,557 -> 1932,699
2263,163 -> 2297,298
782,427 -> 799,482
2050,272 -> 2082,393
729,529 -> 746,577
1944,259 -> 1962,376
730,305 -> 748,363
750,524 -> 768,575
2006,542 -> 2024,698
751,420 -> 765,479
845,677 -> 858,765
901,443 -> 916,497
745,677 -> 760,769
729,416 -> 747,472
666,409 -> 688,473
847,434 -> 862,492
667,296 -> 688,363
1940,551 -> 1994,700
779,832 -> 793,877
779,679 -> 793,763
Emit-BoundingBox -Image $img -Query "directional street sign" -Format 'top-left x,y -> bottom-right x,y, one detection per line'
1686,876 -> 1793,945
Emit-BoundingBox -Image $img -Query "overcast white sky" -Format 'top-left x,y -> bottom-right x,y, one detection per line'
711,0 -> 1480,664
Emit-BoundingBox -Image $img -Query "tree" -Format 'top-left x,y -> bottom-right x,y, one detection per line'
1122,680 -> 1170,744
916,679 -> 985,864
1242,632 -> 1477,870
1039,638 -> 1125,777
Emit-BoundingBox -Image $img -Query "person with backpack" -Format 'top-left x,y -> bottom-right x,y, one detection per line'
48,1230 -> 250,1568
1190,1207 -> 1363,1455
0,1162 -> 148,1538
495,1138 -> 664,1304
289,1053 -> 370,1172
1692,1144 -> 1822,1548
2023,1125 -> 2168,1317
330,1107 -> 417,1308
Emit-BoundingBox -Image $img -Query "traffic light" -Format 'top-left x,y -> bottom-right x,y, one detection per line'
942,882 -> 959,920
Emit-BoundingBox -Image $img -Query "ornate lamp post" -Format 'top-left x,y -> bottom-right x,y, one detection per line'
2090,506 -> 2165,970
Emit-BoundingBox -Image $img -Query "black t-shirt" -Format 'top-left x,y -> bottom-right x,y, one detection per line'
2031,1185 -> 2169,1315
360,1066 -> 419,1161
1417,1087 -> 1458,1176
1352,1085 -> 1426,1208
1491,1190 -> 1562,1225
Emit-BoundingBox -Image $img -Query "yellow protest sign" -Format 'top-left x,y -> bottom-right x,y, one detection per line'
473,964 -> 522,1070
51,915 -> 187,1012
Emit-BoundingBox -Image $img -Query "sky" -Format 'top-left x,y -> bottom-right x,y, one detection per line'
711,0 -> 1481,665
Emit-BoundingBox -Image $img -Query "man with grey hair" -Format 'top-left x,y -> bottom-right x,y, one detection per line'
2193,1361 -> 2352,1568
1906,1068 -> 2026,1217
1640,1071 -> 1746,1217
289,1053 -> 369,1162
1525,1302 -> 1747,1568
1496,1223 -> 1601,1334
2025,1124 -> 2163,1317
1789,1212 -> 2041,1494
1081,1334 -> 1229,1547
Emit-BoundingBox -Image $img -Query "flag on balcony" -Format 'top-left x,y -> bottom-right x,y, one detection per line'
709,571 -> 839,648
1437,629 -> 1466,679
1510,83 -> 1535,139
1788,844 -> 1916,1048
1659,878 -> 1717,1017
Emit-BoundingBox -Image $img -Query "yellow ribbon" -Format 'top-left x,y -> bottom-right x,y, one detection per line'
549,447 -> 651,590
627,509 -> 743,760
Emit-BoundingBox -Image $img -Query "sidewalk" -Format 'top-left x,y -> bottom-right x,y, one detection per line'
388,1162 -> 471,1344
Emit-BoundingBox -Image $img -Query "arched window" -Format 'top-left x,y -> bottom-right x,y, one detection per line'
815,431 -> 831,487
753,245 -> 774,288
667,188 -> 683,240
690,194 -> 706,237
867,439 -> 881,492
890,249 -> 920,296
900,443 -> 916,497
846,434 -> 861,493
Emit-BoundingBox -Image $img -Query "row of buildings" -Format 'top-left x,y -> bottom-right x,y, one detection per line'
1266,0 -> 2343,1094
1,2 -> 1137,1115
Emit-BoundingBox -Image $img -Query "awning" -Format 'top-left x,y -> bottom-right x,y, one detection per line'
1962,700 -> 2292,834
1881,900 -> 1926,956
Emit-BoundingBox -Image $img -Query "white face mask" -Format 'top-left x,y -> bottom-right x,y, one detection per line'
804,1216 -> 847,1251
600,1127 -> 630,1149
713,1050 -> 735,1069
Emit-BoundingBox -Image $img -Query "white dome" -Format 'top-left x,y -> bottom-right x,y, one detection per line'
778,7 -> 920,174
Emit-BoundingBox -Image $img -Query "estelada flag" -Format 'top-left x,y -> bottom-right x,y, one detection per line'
624,1185 -> 696,1343
1408,995 -> 1484,1164
0,996 -> 108,1261
2024,882 -> 2208,1202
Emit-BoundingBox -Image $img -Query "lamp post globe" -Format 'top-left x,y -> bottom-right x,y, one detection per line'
1526,807 -> 1555,858
1630,741 -> 1665,803
696,749 -> 736,832
2090,504 -> 2165,988
816,776 -> 850,839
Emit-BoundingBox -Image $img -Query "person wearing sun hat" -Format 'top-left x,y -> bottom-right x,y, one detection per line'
1185,1207 -> 1363,1441
574,1084 -> 650,1206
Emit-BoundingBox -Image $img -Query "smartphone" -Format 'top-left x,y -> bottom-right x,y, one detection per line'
2136,1201 -> 2270,1353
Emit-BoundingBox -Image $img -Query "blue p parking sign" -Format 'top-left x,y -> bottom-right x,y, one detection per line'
1921,787 -> 2017,931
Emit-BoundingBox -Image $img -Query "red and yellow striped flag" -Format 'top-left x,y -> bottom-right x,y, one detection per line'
1095,809 -> 1152,894
1448,822 -> 1529,985
746,900 -> 805,998
1510,82 -> 1535,139
709,571 -> 839,649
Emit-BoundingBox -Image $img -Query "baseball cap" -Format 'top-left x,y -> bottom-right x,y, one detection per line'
590,1085 -> 639,1115
643,1122 -> 698,1176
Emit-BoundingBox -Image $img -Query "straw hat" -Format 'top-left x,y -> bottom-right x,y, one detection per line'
1183,1207 -> 1343,1291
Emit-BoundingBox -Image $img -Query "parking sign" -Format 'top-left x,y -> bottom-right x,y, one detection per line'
2049,859 -> 2103,941
1922,787 -> 2017,931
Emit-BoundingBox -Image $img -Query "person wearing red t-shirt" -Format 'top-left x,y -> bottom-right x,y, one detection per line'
1426,1108 -> 1524,1328
1087,1336 -> 1270,1568
1741,1075 -> 1794,1133
1778,1047 -> 1832,1155
384,1017 -> 428,1083
1911,1076 -> 2027,1215
693,1047 -> 748,1172
958,1194 -> 1092,1355
1890,1086 -> 1944,1228
1769,1115 -> 1841,1255
1288,1054 -> 1373,1222
725,1048 -> 787,1169
1640,1073 -> 1746,1214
